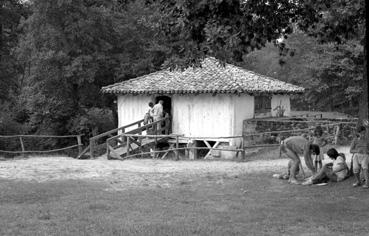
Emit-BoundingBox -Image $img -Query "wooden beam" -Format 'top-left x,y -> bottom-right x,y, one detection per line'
188,140 -> 197,160
77,145 -> 90,159
126,136 -> 130,157
89,139 -> 95,158
77,135 -> 82,155
204,141 -> 220,159
175,136 -> 179,160
107,145 -> 124,160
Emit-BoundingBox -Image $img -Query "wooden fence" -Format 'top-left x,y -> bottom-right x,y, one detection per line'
243,121 -> 357,147
106,121 -> 358,161
0,134 -> 83,157
107,133 -> 246,160
292,113 -> 324,119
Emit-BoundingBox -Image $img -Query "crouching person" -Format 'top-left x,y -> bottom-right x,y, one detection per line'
280,136 -> 319,184
350,126 -> 369,188
302,148 -> 349,185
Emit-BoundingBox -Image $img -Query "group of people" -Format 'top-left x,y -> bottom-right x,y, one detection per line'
278,125 -> 369,188
144,100 -> 164,125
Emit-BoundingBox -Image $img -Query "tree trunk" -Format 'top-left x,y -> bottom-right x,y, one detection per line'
0,18 -> 2,62
358,47 -> 368,123
359,1 -> 369,123
72,83 -> 80,116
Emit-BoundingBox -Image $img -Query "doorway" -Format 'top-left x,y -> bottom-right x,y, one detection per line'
155,95 -> 172,134
155,95 -> 172,116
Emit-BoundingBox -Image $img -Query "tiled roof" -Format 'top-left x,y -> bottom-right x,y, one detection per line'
102,57 -> 304,95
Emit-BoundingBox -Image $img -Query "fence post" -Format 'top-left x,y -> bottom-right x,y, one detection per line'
19,136 -> 25,157
138,122 -> 142,135
188,140 -> 197,160
106,139 -> 110,159
334,125 -> 341,145
175,135 -> 179,160
126,136 -> 130,157
90,138 -> 95,158
139,136 -> 143,158
77,135 -> 82,155
241,138 -> 246,160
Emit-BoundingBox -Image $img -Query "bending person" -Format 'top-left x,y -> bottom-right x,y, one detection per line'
280,136 -> 319,184
302,148 -> 349,185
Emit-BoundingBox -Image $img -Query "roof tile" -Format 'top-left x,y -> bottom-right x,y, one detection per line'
102,57 -> 304,95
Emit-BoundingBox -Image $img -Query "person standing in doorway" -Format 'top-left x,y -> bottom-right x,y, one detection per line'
152,100 -> 164,122
152,100 -> 164,133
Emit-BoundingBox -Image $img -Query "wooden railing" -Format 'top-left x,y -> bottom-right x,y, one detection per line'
107,133 -> 246,160
0,134 -> 83,157
78,117 -> 171,159
87,119 -> 145,158
106,117 -> 171,159
292,113 -> 323,119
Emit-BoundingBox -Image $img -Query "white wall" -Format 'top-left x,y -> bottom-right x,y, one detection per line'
117,94 -> 256,138
171,94 -> 234,138
232,95 -> 255,139
117,95 -> 153,131
271,95 -> 291,117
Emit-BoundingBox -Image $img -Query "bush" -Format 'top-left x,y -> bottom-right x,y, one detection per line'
0,112 -> 26,153
68,108 -> 115,144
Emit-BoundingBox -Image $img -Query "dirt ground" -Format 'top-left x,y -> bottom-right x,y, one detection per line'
0,157 -> 288,189
0,146 -> 350,190
1,146 -> 366,236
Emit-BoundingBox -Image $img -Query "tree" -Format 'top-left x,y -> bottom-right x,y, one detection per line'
158,0 -> 300,67
0,0 -> 29,102
16,0 -> 167,138
157,0 -> 366,117
242,32 -> 363,114
296,0 -> 366,120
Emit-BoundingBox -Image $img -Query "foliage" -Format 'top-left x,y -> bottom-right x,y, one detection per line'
0,0 -> 365,145
16,0 -> 167,143
157,0 -> 365,117
296,0 -> 365,118
242,32 -> 363,114
0,110 -> 27,152
68,108 -> 115,143
0,0 -> 29,102
296,0 -> 364,44
158,0 -> 300,67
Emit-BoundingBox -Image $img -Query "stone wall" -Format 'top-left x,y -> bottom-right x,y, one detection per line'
243,117 -> 357,146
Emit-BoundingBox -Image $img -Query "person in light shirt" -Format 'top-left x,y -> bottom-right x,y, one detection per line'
350,126 -> 369,188
152,100 -> 164,122
302,148 -> 349,185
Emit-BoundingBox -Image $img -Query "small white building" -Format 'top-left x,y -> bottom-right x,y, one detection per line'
102,57 -> 304,156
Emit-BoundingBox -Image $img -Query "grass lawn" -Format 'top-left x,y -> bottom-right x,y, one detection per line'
0,167 -> 368,236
